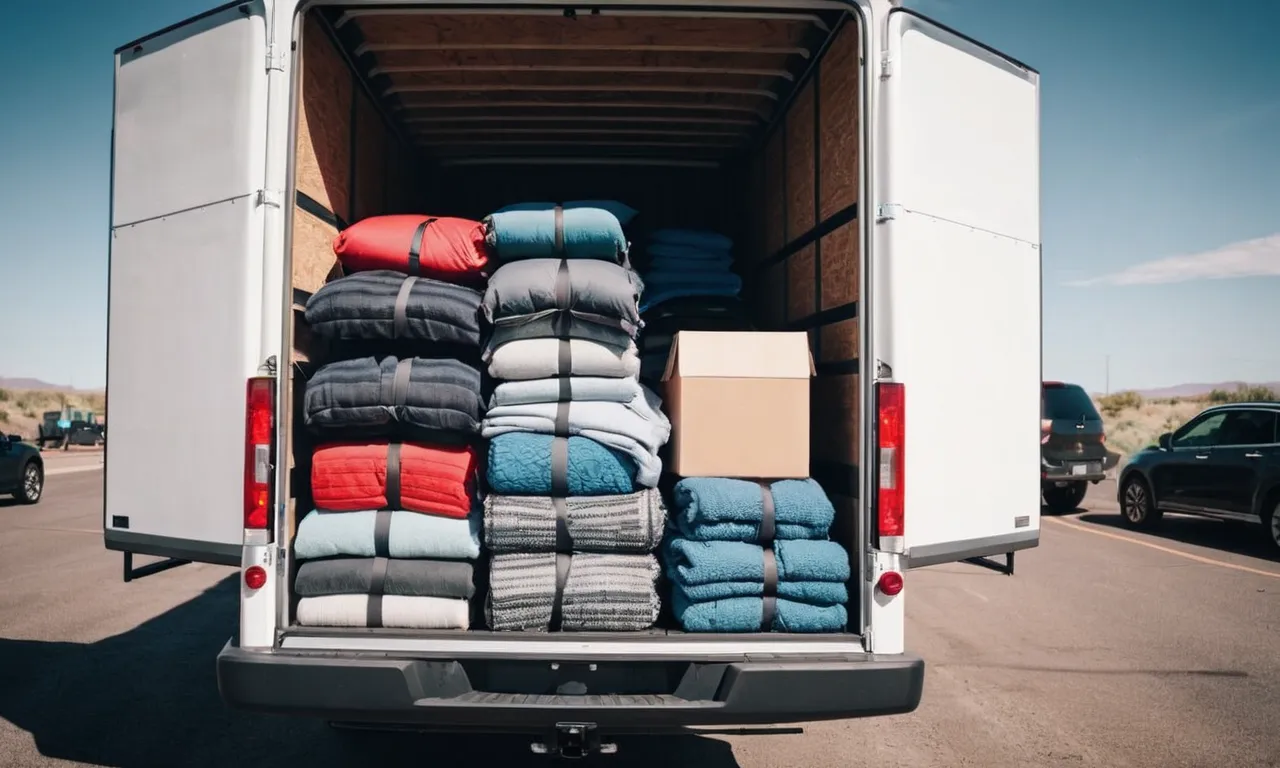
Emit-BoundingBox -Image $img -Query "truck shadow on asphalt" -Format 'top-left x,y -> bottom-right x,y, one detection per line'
1076,512 -> 1280,564
0,575 -> 744,768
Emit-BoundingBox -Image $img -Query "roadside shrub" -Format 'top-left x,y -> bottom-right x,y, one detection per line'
1207,385 -> 1279,404
0,408 -> 8,424
0,388 -> 9,402
1097,390 -> 1143,417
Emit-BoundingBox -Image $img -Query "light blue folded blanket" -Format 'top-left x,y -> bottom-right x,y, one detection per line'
671,590 -> 848,633
484,206 -> 628,261
650,228 -> 734,251
487,432 -> 640,496
664,538 -> 850,591
488,375 -> 648,409
293,509 -> 482,561
671,477 -> 836,541
496,200 -> 638,226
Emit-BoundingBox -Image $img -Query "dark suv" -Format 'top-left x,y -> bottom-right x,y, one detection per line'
1041,381 -> 1108,513
1116,402 -> 1280,551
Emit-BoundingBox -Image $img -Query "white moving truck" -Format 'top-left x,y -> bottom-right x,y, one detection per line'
104,0 -> 1040,755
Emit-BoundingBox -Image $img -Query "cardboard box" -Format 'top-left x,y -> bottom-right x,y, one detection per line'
661,331 -> 816,479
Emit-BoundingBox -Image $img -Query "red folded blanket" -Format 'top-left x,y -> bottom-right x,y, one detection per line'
333,215 -> 490,283
311,441 -> 479,518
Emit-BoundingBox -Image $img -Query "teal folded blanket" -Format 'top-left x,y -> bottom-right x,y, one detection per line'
671,477 -> 836,541
484,205 -> 628,262
486,432 -> 640,495
647,253 -> 735,272
671,590 -> 848,633
650,229 -> 733,251
664,538 -> 850,594
293,509 -> 482,561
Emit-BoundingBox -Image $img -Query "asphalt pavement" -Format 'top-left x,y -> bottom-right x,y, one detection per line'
2,469 -> 1278,767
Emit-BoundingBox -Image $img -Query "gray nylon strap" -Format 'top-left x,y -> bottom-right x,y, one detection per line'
385,442 -> 402,510
393,276 -> 418,338
390,357 -> 413,407
553,205 -> 564,255
549,552 -> 571,630
554,258 -> 572,376
407,218 -> 436,277
554,400 -> 571,438
552,497 -> 571,553
758,481 -> 776,544
550,436 -> 570,499
373,508 -> 392,558
557,375 -> 571,402
761,546 -> 778,631
365,555 -> 390,628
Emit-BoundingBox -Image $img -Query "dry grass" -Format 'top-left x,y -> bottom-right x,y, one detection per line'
1093,385 -> 1279,458
0,388 -> 106,440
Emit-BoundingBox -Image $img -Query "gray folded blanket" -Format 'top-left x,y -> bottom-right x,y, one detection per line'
294,557 -> 475,600
484,489 -> 667,553
483,258 -> 644,337
304,270 -> 483,348
486,552 -> 661,631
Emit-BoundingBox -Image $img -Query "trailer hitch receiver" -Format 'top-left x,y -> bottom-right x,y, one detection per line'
530,722 -> 617,759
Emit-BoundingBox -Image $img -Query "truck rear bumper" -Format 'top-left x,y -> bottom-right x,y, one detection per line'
216,640 -> 924,730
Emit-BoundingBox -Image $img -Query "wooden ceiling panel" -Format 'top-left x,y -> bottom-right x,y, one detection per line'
369,49 -> 800,80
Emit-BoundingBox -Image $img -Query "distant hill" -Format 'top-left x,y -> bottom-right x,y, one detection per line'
1125,381 -> 1280,399
0,377 -> 104,394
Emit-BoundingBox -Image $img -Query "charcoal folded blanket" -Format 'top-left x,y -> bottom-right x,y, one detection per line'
488,337 -> 640,380
483,258 -> 644,333
486,552 -> 661,631
304,270 -> 483,348
482,399 -> 669,488
304,355 -> 484,438
484,489 -> 666,553
293,509 -> 482,561
670,591 -> 848,633
488,375 -> 646,410
663,538 -> 850,605
294,557 -> 476,600
296,595 -> 470,629
670,477 -> 836,541
484,206 -> 629,261
486,433 -> 640,496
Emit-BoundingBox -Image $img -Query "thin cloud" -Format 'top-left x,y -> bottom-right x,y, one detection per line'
1066,233 -> 1280,287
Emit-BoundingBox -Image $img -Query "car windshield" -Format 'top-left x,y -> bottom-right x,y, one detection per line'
1042,384 -> 1101,421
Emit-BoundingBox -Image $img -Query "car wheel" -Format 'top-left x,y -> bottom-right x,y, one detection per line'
1043,482 -> 1087,514
1264,499 -> 1280,552
1120,475 -> 1160,530
15,461 -> 43,504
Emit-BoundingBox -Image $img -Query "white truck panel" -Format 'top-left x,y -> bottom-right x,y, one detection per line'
880,11 -> 1042,567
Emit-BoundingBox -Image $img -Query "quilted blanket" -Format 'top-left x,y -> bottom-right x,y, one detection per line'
304,270 -> 483,349
487,337 -> 640,380
482,257 -> 643,334
486,432 -> 640,496
310,441 -> 479,518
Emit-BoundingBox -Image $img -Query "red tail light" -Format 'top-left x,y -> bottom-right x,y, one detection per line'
1041,418 -> 1052,445
244,376 -> 275,530
876,382 -> 905,538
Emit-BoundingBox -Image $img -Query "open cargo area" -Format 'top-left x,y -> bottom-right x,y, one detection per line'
281,3 -> 866,644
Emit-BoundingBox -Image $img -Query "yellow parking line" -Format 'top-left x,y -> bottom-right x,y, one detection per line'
1044,517 -> 1280,579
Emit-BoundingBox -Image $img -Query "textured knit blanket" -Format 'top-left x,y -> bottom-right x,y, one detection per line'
296,595 -> 470,629
304,270 -> 483,348
663,538 -> 850,605
670,591 -> 847,633
487,337 -> 641,380
303,355 -> 484,440
294,557 -> 475,600
486,433 -> 640,496
484,489 -> 666,553
486,552 -> 661,631
484,206 -> 628,262
670,477 -> 836,541
488,375 -> 648,410
483,258 -> 643,333
293,509 -> 482,561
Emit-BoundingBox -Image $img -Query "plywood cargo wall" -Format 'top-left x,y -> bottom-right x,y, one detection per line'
747,16 -> 861,511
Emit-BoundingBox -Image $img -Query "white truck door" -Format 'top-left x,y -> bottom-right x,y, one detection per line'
877,9 -> 1042,569
105,1 -> 271,568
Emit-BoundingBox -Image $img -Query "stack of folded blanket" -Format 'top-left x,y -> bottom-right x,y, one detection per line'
479,201 -> 670,631
293,213 -> 491,629
638,228 -> 742,314
662,477 -> 851,633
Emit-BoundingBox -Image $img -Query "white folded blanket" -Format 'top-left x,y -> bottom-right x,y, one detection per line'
295,594 -> 470,629
489,375 -> 650,409
488,337 -> 640,380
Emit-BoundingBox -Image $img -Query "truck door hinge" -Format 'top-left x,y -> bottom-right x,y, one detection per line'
265,43 -> 286,73
255,189 -> 284,209
879,51 -> 894,79
876,203 -> 903,222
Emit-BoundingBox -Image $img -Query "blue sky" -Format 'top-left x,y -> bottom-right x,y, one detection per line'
1,0 -> 1277,393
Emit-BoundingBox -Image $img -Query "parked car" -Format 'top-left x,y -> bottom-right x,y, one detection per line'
1041,381 -> 1108,513
1117,402 -> 1280,550
0,434 -> 43,504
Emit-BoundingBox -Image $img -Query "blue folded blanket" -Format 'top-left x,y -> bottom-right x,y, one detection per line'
664,538 -> 850,591
484,205 -> 628,262
646,254 -> 735,272
671,477 -> 836,541
644,271 -> 742,291
487,432 -> 640,496
640,285 -> 742,314
671,590 -> 848,633
496,200 -> 637,227
650,228 -> 733,251
293,509 -> 482,561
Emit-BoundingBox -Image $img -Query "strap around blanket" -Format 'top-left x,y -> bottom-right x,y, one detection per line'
552,497 -> 572,553
390,357 -> 413,407
393,276 -> 418,338
758,481 -> 776,544
553,205 -> 565,255
761,546 -> 778,632
406,217 -> 437,277
549,552 -> 572,631
554,258 -> 572,377
366,555 -> 390,628
384,441 -> 403,510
